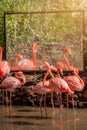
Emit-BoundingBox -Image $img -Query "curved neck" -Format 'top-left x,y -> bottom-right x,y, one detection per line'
74,71 -> 84,87
32,48 -> 37,69
19,76 -> 26,86
43,68 -> 54,83
62,50 -> 70,69
15,55 -> 22,66
21,77 -> 26,86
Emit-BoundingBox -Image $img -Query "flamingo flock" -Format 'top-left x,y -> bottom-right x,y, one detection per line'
0,44 -> 85,118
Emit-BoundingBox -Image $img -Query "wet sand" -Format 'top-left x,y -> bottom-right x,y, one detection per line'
0,105 -> 87,130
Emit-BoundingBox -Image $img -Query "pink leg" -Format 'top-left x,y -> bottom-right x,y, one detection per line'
51,93 -> 55,111
9,90 -> 12,116
40,95 -> 43,118
44,94 -> 47,118
59,92 -> 63,111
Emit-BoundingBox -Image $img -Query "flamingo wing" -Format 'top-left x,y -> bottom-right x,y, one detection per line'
1,76 -> 21,90
64,75 -> 84,92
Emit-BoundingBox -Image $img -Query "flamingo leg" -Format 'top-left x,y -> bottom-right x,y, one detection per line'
40,95 -> 43,118
44,94 -> 47,118
56,93 -> 60,107
2,89 -> 5,113
59,92 -> 63,111
6,89 -> 9,114
51,92 -> 55,112
72,95 -> 77,120
9,89 -> 14,117
66,94 -> 70,122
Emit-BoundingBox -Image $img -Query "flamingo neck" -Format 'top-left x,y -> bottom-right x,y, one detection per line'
43,68 -> 54,84
62,51 -> 70,70
19,76 -> 26,86
74,71 -> 84,87
15,55 -> 22,66
0,47 -> 2,68
57,68 -> 62,78
32,48 -> 37,69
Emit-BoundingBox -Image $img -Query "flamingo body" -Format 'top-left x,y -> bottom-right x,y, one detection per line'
64,75 -> 84,92
0,71 -> 26,90
12,43 -> 38,70
0,47 -> 10,76
17,59 -> 35,70
32,80 -> 53,95
50,77 -> 73,96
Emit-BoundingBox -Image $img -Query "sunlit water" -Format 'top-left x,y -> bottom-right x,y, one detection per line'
0,105 -> 87,130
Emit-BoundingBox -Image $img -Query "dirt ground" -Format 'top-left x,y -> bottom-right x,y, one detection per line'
0,105 -> 87,130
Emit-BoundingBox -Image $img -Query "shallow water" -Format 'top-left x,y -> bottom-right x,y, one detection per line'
0,105 -> 87,130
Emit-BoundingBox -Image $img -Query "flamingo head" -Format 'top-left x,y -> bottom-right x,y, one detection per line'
56,62 -> 65,69
63,47 -> 71,55
15,53 -> 23,59
43,61 -> 50,67
32,43 -> 38,53
15,71 -> 26,86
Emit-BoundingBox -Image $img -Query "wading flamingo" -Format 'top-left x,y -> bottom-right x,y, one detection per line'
0,71 -> 26,116
0,46 -> 10,77
31,81 -> 53,118
31,63 -> 56,118
56,65 -> 84,120
43,62 -> 73,111
12,43 -> 38,70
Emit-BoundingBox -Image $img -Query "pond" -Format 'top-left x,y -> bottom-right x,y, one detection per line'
0,105 -> 87,130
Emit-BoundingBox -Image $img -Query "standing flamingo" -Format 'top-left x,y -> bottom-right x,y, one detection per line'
30,62 -> 57,118
62,47 -> 78,73
43,62 -> 73,96
43,62 -> 73,111
0,71 -> 26,116
11,43 -> 38,70
56,65 -> 84,120
0,46 -> 10,77
63,69 -> 84,92
31,81 -> 53,118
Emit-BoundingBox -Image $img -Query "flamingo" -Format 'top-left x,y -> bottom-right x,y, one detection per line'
63,69 -> 84,92
11,43 -> 38,70
43,62 -> 73,111
0,71 -> 26,116
56,62 -> 84,92
56,65 -> 84,119
31,81 -> 53,118
0,46 -> 10,77
31,63 -> 56,118
62,47 -> 78,73
43,62 -> 73,96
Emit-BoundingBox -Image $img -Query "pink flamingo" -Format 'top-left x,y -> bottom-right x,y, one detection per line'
56,65 -> 84,120
31,63 -> 56,118
63,69 -> 84,92
11,43 -> 38,70
43,62 -> 73,96
43,62 -> 73,111
0,71 -> 26,116
56,62 -> 84,92
62,47 -> 78,73
31,80 -> 53,118
0,46 -> 10,77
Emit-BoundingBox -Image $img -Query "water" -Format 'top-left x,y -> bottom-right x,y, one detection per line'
0,105 -> 87,130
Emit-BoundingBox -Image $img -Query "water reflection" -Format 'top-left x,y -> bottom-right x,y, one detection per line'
0,105 -> 87,130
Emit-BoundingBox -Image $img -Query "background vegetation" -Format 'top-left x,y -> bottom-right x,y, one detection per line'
0,0 -> 87,70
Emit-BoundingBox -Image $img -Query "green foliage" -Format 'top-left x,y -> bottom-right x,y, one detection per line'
0,0 -> 87,69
